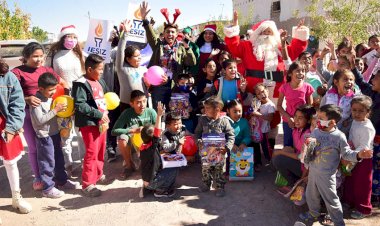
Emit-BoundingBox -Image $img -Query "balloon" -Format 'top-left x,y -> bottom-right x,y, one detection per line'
104,92 -> 120,110
52,95 -> 74,118
131,133 -> 143,149
145,66 -> 165,85
182,135 -> 197,156
52,84 -> 65,100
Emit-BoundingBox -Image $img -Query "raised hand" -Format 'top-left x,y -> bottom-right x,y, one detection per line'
233,10 -> 238,26
157,101 -> 165,116
210,48 -> 220,57
326,39 -> 335,52
280,30 -> 288,43
140,1 -> 151,20
120,19 -> 132,33
297,18 -> 305,28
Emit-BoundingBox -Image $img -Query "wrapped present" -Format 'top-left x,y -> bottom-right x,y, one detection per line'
169,93 -> 191,119
229,147 -> 254,181
200,133 -> 226,166
161,153 -> 187,168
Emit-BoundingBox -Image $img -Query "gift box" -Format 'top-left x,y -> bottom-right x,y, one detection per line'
161,153 -> 187,168
169,93 -> 191,119
229,147 -> 254,181
200,133 -> 226,166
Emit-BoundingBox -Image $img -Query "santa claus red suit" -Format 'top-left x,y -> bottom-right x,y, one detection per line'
223,20 -> 309,96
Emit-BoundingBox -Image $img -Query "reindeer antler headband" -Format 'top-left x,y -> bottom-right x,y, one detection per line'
161,8 -> 181,29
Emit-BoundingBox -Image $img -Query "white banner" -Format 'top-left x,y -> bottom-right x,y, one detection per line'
126,2 -> 147,43
84,18 -> 113,63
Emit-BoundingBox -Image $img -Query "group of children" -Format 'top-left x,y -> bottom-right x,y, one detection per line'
1,8 -> 380,226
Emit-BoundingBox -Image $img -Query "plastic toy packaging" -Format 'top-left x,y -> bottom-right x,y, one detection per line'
169,93 -> 190,119
200,133 -> 226,166
161,153 -> 188,168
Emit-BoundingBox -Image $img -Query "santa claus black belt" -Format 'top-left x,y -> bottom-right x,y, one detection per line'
245,70 -> 284,82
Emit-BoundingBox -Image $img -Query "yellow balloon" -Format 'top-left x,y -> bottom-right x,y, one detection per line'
104,92 -> 120,110
52,95 -> 74,118
131,133 -> 143,148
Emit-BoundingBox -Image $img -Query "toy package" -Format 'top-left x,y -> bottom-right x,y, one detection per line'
200,133 -> 226,166
229,147 -> 254,181
169,93 -> 191,119
161,153 -> 187,168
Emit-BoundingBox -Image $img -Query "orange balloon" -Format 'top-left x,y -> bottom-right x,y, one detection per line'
52,84 -> 65,100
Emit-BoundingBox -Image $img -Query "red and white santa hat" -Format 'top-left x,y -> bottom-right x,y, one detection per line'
247,20 -> 281,45
58,25 -> 78,40
204,24 -> 217,33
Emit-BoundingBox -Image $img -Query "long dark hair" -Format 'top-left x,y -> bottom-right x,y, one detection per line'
286,61 -> 306,83
195,31 -> 223,50
48,35 -> 85,71
22,42 -> 45,64
295,104 -> 316,135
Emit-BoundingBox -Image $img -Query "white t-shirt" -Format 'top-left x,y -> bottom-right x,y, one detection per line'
259,101 -> 276,133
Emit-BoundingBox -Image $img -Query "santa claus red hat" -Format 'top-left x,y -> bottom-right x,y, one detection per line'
247,20 -> 281,45
58,25 -> 78,40
204,24 -> 217,33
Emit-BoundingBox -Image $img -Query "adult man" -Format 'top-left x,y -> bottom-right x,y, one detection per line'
223,11 -> 310,96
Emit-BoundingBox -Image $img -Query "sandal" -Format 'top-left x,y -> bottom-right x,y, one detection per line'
321,214 -> 333,226
299,211 -> 318,223
350,210 -> 370,219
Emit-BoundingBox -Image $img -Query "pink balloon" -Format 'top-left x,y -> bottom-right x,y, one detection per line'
145,66 -> 164,85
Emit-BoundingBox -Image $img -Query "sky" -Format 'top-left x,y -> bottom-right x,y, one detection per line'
6,0 -> 233,41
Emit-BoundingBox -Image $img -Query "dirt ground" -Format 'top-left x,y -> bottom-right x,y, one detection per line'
1,137 -> 379,226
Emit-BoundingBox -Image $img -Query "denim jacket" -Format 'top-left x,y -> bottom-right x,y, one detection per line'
0,71 -> 26,134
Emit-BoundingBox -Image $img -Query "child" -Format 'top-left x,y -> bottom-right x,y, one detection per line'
112,90 -> 157,178
72,54 -> 110,197
351,59 -> 380,200
300,104 -> 373,226
278,61 -> 314,147
140,102 -> 178,198
160,112 -> 186,154
250,83 -> 276,169
195,96 -> 235,197
354,58 -> 365,74
273,105 -> 315,194
226,99 -> 251,173
342,95 -> 375,219
171,74 -> 197,133
0,58 -> 32,215
214,59 -> 247,105
30,72 -> 80,198
197,58 -> 217,102
320,69 -> 356,135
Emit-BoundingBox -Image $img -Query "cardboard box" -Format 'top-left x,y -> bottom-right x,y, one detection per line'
229,147 -> 254,181
161,153 -> 187,168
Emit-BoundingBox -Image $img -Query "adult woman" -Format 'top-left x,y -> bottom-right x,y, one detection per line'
46,25 -> 86,175
11,42 -> 69,190
195,24 -> 227,79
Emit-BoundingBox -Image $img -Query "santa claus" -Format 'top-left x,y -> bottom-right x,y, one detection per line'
223,11 -> 310,96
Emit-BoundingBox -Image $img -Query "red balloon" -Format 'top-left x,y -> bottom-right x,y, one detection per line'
182,135 -> 197,156
52,84 -> 65,100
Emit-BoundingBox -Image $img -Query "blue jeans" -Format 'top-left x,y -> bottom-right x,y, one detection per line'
148,168 -> 178,192
36,134 -> 68,191
282,122 -> 293,147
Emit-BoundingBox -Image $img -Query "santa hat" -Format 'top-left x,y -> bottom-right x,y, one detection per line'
58,25 -> 78,40
247,20 -> 281,46
204,24 -> 216,33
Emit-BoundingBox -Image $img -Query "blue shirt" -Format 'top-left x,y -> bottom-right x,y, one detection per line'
221,79 -> 237,104
230,118 -> 251,146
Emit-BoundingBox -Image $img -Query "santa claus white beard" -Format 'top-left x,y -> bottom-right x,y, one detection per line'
252,35 -> 280,71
